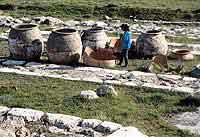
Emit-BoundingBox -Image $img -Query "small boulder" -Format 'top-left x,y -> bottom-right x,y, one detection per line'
8,108 -> 44,122
46,113 -> 82,130
96,84 -> 118,97
80,90 -> 99,99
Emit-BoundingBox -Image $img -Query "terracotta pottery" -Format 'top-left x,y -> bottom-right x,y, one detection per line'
83,47 -> 116,68
47,28 -> 82,65
136,30 -> 168,58
173,49 -> 193,61
8,23 -> 44,60
81,27 -> 108,50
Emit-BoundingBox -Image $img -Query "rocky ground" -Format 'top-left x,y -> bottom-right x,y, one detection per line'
0,106 -> 147,137
1,15 -> 200,39
0,59 -> 199,94
1,15 -> 200,136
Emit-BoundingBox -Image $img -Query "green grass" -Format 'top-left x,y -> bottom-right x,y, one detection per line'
1,0 -> 200,21
0,72 -> 199,137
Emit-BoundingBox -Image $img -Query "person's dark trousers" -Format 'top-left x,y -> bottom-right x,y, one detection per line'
119,49 -> 129,66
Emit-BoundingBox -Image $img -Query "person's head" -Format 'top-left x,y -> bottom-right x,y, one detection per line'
120,24 -> 130,31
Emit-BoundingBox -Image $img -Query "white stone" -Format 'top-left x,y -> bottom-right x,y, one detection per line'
95,121 -> 122,133
157,74 -> 182,80
25,62 -> 46,68
0,106 -> 10,116
19,17 -> 31,23
45,64 -> 73,70
2,60 -> 26,66
81,119 -> 102,128
49,126 -> 66,134
94,21 -> 107,28
81,20 -> 95,26
108,127 -> 147,137
0,35 -> 8,41
183,77 -> 197,81
142,83 -> 172,91
172,87 -> 195,93
80,90 -> 99,99
47,113 -> 82,130
8,108 -> 44,122
14,19 -> 23,24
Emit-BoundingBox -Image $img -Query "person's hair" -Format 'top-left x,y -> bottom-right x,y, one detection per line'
120,24 -> 130,31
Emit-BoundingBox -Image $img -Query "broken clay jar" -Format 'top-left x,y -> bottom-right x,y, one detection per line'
136,30 -> 168,58
47,28 -> 82,65
8,24 -> 44,60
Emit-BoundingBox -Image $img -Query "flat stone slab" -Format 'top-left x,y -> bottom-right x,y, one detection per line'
8,108 -> 44,122
108,127 -> 147,137
2,60 -> 26,66
25,62 -> 47,68
0,60 -> 199,94
170,107 -> 200,135
47,113 -> 82,130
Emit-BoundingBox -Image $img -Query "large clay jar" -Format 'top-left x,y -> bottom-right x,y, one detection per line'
136,30 -> 168,58
8,24 -> 44,60
81,27 -> 108,50
47,28 -> 82,65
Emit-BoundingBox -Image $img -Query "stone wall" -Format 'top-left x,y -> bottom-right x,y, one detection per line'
0,106 -> 147,137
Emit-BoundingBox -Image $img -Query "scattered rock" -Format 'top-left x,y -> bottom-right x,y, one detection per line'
14,19 -> 23,24
81,119 -> 102,129
80,90 -> 99,99
19,17 -> 31,23
81,20 -> 95,27
104,15 -> 112,20
96,84 -> 118,97
65,20 -> 80,26
108,127 -> 147,137
8,108 -> 44,122
191,64 -> 200,78
95,121 -> 122,133
2,60 -> 26,66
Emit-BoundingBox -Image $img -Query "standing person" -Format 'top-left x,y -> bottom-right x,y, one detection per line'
117,24 -> 132,67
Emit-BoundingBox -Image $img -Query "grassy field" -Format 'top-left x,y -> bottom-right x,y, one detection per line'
1,0 -> 200,20
0,72 -> 199,137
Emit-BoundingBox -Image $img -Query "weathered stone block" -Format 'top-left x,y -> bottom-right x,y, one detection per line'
95,121 -> 122,133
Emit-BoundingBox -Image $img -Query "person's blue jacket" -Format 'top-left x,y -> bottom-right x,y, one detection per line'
121,31 -> 131,49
